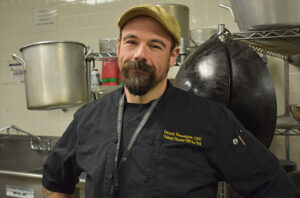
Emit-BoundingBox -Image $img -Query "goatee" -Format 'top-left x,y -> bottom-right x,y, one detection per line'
121,60 -> 156,96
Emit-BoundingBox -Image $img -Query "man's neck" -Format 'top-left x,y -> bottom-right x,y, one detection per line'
124,79 -> 167,104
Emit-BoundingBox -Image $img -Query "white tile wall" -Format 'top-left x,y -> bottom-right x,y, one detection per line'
0,0 -> 300,167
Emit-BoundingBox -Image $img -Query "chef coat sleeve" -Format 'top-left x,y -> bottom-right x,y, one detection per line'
206,108 -> 297,198
42,111 -> 81,194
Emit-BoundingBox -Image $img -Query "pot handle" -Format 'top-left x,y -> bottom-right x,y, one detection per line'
84,49 -> 92,60
12,53 -> 26,71
218,3 -> 236,22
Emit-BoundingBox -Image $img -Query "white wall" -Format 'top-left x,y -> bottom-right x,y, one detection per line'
0,0 -> 299,168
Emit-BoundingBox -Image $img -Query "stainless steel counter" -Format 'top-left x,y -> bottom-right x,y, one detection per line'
0,169 -> 85,198
0,134 -> 85,198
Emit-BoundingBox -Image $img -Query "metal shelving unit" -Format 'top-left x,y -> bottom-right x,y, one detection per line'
231,27 -> 300,59
275,117 -> 300,171
275,124 -> 300,136
85,38 -> 119,99
227,26 -> 300,115
229,27 -> 300,171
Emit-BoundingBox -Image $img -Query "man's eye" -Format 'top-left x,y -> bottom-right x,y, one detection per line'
151,45 -> 162,49
125,40 -> 136,45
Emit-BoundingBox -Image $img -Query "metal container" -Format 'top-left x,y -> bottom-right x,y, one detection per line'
219,0 -> 300,31
0,134 -> 85,198
12,41 -> 90,110
288,104 -> 300,122
190,28 -> 218,46
156,4 -> 190,48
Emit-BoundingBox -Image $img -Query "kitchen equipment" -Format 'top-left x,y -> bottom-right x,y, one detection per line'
99,38 -> 117,57
175,36 -> 277,147
289,54 -> 300,67
102,57 -> 120,86
12,41 -> 90,110
190,28 -> 218,46
0,134 -> 85,198
288,104 -> 300,122
219,0 -> 300,31
156,4 -> 189,48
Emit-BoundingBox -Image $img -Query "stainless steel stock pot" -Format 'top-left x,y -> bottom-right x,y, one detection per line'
219,0 -> 300,31
12,41 -> 90,110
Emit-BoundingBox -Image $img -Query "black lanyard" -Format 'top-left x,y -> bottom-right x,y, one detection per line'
112,93 -> 160,197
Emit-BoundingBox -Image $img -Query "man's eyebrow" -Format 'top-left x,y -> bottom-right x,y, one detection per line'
150,39 -> 166,48
122,34 -> 138,41
122,34 -> 166,48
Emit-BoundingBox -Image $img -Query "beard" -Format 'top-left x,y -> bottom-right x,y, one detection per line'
121,60 -> 161,96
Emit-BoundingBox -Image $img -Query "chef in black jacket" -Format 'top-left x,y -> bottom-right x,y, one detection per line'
42,4 -> 297,198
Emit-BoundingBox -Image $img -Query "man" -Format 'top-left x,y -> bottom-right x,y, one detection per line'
42,4 -> 297,198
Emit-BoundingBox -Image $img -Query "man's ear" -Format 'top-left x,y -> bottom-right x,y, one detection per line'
169,46 -> 180,67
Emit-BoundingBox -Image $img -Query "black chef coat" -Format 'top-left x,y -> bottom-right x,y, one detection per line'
42,82 -> 296,198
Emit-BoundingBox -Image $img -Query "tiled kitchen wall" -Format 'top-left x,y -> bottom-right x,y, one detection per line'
0,0 -> 299,167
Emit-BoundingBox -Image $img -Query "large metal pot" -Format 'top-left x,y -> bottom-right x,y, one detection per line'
190,28 -> 218,46
219,0 -> 300,31
156,4 -> 190,48
12,41 -> 90,110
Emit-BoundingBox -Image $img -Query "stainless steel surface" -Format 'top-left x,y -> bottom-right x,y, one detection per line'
0,125 -> 53,151
284,60 -> 290,116
276,116 -> 300,134
99,38 -> 117,57
221,0 -> 300,31
190,28 -> 218,46
0,125 -> 40,142
0,134 -> 85,198
218,3 -> 234,21
218,24 -> 226,42
288,104 -> 300,123
86,58 -> 92,103
0,170 -> 85,198
156,4 -> 190,48
12,40 -> 89,110
275,117 -> 300,173
0,134 -> 53,171
20,40 -> 85,50
12,53 -> 26,70
232,28 -> 300,58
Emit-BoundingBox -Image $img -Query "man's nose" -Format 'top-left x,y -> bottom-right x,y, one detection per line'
133,44 -> 147,61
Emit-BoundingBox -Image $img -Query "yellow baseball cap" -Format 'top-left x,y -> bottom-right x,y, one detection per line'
118,4 -> 181,46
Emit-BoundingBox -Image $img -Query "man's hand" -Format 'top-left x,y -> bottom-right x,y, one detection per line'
42,186 -> 73,198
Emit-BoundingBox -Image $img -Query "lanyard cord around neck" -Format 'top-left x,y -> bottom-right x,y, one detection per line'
112,93 -> 161,197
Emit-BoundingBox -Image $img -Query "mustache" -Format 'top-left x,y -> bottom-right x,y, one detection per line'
122,60 -> 155,74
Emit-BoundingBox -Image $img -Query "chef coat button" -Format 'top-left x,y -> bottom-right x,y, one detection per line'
113,138 -> 118,144
232,138 -> 239,145
146,138 -> 153,145
106,173 -> 113,180
239,129 -> 243,133
142,175 -> 149,183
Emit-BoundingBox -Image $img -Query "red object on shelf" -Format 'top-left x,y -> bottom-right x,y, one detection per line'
102,57 -> 118,79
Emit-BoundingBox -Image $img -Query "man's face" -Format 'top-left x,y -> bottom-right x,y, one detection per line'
117,16 -> 179,96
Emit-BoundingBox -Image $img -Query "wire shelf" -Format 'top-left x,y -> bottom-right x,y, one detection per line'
231,27 -> 300,60
275,116 -> 300,136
